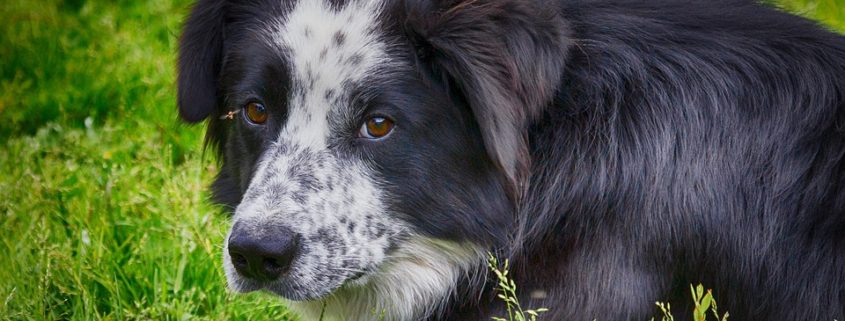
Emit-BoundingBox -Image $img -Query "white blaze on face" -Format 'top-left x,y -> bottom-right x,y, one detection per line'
227,0 -> 407,300
273,0 -> 390,149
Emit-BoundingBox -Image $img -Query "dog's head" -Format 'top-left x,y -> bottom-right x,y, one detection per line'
178,0 -> 566,318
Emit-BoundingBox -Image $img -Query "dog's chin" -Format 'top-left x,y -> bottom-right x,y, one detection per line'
263,286 -> 328,301
225,267 -> 372,302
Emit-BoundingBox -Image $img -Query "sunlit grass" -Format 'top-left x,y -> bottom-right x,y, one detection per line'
772,0 -> 845,31
0,0 -> 294,319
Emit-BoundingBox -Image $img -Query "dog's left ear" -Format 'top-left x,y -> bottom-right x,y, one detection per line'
177,0 -> 227,123
404,0 -> 569,198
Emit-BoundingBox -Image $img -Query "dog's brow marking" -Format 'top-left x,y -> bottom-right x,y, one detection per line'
273,0 -> 388,149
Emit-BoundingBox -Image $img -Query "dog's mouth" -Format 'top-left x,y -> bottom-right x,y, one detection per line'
233,269 -> 369,301
347,271 -> 366,281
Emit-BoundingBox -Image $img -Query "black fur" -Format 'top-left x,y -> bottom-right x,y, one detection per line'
178,0 -> 845,320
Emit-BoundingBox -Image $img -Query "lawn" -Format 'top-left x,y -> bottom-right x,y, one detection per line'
1,0 -> 843,320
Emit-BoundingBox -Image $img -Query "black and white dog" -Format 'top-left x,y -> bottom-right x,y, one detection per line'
177,0 -> 845,320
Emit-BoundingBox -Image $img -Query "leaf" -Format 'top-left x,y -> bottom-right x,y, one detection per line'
700,291 -> 713,312
696,284 -> 705,301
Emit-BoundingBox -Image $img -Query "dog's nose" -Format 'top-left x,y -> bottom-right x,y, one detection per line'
227,222 -> 299,281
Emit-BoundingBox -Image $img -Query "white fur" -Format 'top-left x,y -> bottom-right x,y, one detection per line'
286,237 -> 486,321
270,0 -> 391,149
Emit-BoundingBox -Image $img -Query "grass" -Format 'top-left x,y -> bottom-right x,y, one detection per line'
488,254 -> 549,321
0,0 -> 843,320
0,0 -> 293,319
649,285 -> 729,321
486,255 -> 731,321
771,0 -> 845,31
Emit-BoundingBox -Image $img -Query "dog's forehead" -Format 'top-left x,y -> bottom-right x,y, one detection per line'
269,0 -> 390,149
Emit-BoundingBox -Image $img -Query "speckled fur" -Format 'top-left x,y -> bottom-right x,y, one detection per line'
224,0 -> 398,297
221,0 -> 484,319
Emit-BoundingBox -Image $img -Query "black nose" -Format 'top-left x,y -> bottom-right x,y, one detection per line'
227,222 -> 299,281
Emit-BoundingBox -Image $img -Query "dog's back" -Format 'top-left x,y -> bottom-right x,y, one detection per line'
503,1 -> 845,320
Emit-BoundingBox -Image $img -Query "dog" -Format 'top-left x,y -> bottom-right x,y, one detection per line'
176,0 -> 845,320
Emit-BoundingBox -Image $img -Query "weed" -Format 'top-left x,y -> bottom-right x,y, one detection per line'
487,253 -> 549,321
651,284 -> 729,321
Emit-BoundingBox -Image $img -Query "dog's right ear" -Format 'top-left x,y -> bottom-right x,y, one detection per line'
177,0 -> 226,123
402,0 -> 568,200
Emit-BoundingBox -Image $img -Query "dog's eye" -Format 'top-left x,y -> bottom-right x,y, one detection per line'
359,117 -> 394,139
245,102 -> 268,124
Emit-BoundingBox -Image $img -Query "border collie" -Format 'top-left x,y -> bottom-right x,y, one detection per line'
176,0 -> 845,320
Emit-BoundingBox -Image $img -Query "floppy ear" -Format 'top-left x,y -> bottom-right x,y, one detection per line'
177,0 -> 227,123
405,0 -> 569,198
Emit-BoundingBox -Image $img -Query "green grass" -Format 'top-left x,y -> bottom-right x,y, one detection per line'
772,0 -> 845,31
0,0 -> 293,319
0,0 -> 843,320
488,254 -> 549,321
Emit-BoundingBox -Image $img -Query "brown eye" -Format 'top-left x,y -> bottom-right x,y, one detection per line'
359,116 -> 394,139
245,102 -> 268,124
